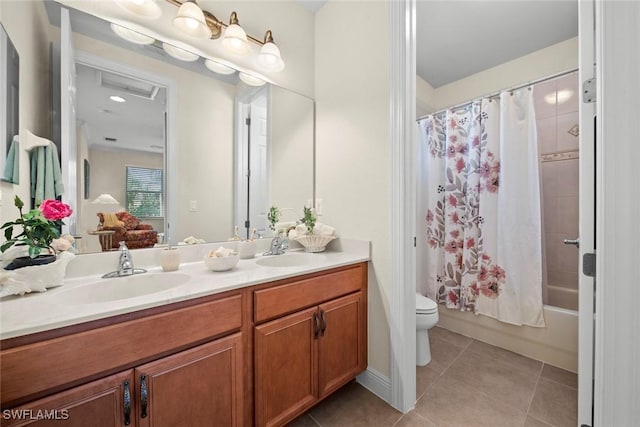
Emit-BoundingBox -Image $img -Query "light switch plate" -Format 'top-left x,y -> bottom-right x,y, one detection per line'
189,200 -> 197,212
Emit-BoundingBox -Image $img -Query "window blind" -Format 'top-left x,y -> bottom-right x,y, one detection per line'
126,166 -> 164,218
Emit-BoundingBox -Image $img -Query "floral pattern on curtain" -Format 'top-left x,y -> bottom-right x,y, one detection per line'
419,91 -> 545,327
424,102 -> 504,311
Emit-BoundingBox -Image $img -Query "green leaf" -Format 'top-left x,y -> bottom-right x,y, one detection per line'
28,245 -> 41,258
13,195 -> 23,210
4,226 -> 13,241
1,241 -> 15,252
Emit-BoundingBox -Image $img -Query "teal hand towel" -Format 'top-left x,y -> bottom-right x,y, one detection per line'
2,135 -> 19,184
30,143 -> 64,205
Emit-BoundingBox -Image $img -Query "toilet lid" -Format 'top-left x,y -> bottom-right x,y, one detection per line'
416,294 -> 438,313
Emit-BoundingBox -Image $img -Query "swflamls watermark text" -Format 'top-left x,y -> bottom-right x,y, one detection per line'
2,409 -> 70,421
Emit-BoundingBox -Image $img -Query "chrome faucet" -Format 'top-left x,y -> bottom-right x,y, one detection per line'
118,241 -> 134,275
264,234 -> 288,256
102,241 -> 147,278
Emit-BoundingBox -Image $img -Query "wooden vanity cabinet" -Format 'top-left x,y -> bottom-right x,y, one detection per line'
253,264 -> 367,427
1,293 -> 244,427
1,370 -> 134,427
3,334 -> 243,427
1,262 -> 368,427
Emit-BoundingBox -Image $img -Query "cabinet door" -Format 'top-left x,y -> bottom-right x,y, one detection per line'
254,307 -> 318,427
2,370 -> 134,427
318,292 -> 366,398
135,333 -> 243,427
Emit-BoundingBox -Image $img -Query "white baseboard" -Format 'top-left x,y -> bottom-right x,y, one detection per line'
357,367 -> 391,403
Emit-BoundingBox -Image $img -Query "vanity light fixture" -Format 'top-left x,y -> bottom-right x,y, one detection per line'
110,23 -> 156,45
162,42 -> 199,62
172,0 -> 212,39
115,0 -> 162,20
221,12 -> 250,56
205,59 -> 236,75
116,1 -> 286,73
239,72 -> 266,87
110,95 -> 127,103
257,31 -> 285,72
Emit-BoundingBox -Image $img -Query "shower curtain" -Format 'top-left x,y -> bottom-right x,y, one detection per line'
418,90 -> 545,327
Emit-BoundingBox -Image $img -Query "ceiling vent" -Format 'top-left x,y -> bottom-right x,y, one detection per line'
97,69 -> 159,100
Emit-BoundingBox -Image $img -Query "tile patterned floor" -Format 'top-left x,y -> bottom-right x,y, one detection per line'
288,327 -> 577,427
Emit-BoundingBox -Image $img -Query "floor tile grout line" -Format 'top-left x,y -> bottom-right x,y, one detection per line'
439,336 -> 474,375
307,413 -> 322,427
411,406 -> 440,426
523,361 -> 546,426
538,374 -> 579,391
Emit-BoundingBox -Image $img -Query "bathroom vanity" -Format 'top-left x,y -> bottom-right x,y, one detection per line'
0,243 -> 369,427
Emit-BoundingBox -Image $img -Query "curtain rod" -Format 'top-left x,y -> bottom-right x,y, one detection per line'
416,68 -> 579,122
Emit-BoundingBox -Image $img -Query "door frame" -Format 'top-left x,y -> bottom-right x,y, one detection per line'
577,0 -> 595,424
389,0 -> 417,412
592,1 -> 640,425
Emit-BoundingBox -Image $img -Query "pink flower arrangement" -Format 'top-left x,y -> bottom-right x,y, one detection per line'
39,199 -> 73,221
1,196 -> 73,258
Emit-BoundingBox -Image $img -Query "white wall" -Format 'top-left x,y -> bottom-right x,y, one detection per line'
0,1 -> 52,224
315,1 -> 391,379
270,86 -> 314,214
416,37 -> 579,113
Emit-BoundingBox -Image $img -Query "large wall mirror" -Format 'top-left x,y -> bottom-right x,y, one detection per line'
42,0 -> 314,253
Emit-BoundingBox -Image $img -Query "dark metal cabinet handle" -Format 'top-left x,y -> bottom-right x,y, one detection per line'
123,380 -> 131,426
320,310 -> 327,336
140,374 -> 148,419
313,312 -> 320,338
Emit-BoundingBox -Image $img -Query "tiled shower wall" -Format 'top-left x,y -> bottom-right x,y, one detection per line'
534,71 -> 580,311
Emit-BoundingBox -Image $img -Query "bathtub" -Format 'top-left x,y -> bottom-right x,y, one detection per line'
437,304 -> 578,372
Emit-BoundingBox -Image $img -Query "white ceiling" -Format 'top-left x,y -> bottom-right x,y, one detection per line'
417,0 -> 579,88
75,63 -> 166,154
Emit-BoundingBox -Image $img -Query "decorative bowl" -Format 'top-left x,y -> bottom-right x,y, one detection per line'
204,253 -> 240,271
293,235 -> 336,253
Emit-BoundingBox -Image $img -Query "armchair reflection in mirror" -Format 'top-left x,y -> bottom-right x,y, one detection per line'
95,212 -> 158,251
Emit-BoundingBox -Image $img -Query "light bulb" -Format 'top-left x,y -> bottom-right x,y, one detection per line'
239,72 -> 266,87
110,23 -> 155,45
205,59 -> 236,75
173,0 -> 212,39
162,43 -> 199,62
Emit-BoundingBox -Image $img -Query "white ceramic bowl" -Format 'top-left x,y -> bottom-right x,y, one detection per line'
204,253 -> 240,272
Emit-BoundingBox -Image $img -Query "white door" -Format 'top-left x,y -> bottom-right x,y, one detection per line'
248,97 -> 268,237
60,7 -> 77,235
235,89 -> 269,240
577,0 -> 595,425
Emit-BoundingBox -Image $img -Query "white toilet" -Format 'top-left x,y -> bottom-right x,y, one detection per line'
416,293 -> 439,366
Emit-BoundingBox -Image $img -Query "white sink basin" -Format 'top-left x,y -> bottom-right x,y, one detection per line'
256,253 -> 321,268
58,273 -> 190,304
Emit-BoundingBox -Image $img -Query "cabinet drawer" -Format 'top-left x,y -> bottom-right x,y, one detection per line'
1,294 -> 242,407
254,263 -> 366,323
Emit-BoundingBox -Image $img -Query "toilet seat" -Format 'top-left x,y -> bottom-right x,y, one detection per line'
416,294 -> 438,314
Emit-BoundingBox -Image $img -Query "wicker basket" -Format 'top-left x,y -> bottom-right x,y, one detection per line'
293,235 -> 336,253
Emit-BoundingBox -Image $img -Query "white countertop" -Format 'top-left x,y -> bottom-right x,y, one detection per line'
0,240 -> 370,340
